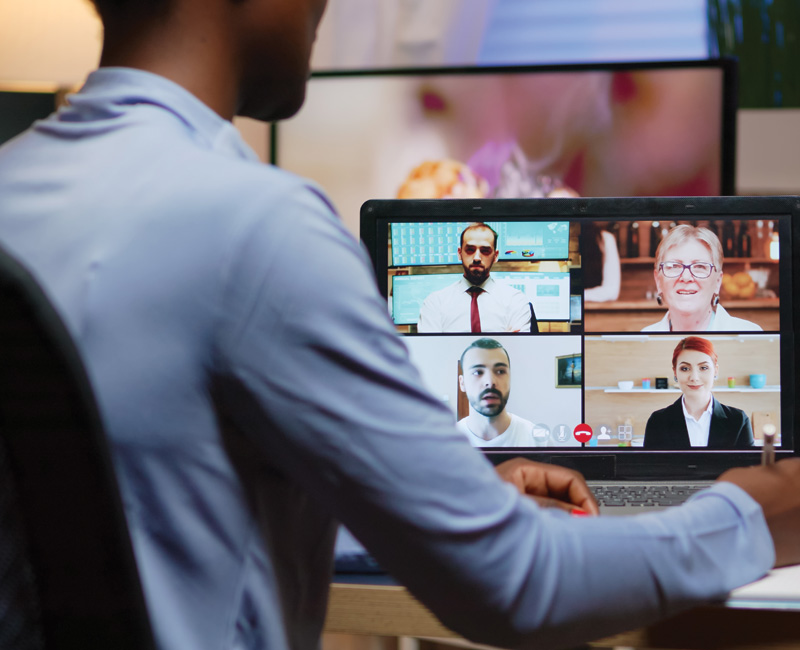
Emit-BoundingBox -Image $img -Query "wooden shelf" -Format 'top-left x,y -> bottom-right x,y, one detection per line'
585,298 -> 779,311
591,386 -> 781,393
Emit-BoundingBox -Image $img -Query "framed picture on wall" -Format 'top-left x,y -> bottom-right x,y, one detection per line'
556,354 -> 581,388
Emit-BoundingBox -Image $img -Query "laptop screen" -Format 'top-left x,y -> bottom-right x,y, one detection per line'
361,196 -> 798,480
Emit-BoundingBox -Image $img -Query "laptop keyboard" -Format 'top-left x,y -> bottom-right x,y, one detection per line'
592,484 -> 708,509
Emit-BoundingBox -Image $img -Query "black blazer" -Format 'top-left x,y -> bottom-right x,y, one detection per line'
643,397 -> 755,449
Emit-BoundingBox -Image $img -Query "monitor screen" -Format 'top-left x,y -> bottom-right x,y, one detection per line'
273,60 -> 737,233
390,220 -> 570,265
360,196 -> 797,479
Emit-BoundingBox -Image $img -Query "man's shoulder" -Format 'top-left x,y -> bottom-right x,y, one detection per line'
486,277 -> 527,301
139,136 -> 339,233
422,279 -> 463,303
509,413 -> 535,430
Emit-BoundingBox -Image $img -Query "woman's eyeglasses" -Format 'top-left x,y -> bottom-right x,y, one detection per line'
659,261 -> 716,279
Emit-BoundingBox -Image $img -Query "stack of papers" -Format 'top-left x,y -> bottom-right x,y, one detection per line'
727,565 -> 800,609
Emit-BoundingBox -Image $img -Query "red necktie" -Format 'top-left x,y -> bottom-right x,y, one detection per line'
467,286 -> 484,333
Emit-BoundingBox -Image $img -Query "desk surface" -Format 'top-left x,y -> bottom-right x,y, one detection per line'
326,574 -> 800,650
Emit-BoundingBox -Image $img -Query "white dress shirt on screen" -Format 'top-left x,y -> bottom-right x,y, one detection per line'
417,275 -> 531,333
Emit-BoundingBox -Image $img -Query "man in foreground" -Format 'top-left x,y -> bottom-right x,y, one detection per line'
0,1 -> 798,650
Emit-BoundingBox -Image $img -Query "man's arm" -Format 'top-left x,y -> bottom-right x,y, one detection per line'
495,458 -> 599,515
719,459 -> 800,567
220,185 -> 781,650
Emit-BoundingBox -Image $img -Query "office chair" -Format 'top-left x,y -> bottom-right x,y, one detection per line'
528,302 -> 539,333
0,245 -> 156,650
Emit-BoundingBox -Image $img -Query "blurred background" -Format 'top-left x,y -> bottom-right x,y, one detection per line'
2,0 -> 798,199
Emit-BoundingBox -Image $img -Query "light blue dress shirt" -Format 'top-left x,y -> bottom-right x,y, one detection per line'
0,68 -> 774,650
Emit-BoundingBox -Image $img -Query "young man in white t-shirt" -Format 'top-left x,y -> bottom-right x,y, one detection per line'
456,338 -> 537,447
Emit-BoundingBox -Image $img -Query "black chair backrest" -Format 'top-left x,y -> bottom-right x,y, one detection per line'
0,245 -> 156,650
528,302 -> 539,333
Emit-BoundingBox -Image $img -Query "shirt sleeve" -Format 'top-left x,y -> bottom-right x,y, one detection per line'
217,184 -> 774,650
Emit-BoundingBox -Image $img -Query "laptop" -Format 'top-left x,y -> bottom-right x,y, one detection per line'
362,196 -> 797,503
336,195 -> 798,572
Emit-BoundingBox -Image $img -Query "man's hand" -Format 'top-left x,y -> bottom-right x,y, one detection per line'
495,457 -> 599,516
718,458 -> 800,567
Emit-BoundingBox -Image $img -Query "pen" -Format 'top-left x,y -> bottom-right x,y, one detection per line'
761,423 -> 776,466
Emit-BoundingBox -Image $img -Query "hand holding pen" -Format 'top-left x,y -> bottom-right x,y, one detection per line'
719,426 -> 800,568
761,423 -> 776,466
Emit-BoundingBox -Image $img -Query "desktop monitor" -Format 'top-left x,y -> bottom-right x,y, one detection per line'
273,59 -> 737,232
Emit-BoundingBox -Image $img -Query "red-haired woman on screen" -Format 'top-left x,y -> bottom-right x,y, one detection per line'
643,337 -> 754,449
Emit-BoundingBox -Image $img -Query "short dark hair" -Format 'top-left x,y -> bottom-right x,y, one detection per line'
460,223 -> 498,250
460,338 -> 510,370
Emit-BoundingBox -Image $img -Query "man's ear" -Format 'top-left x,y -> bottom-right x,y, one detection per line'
457,247 -> 463,262
458,375 -> 465,393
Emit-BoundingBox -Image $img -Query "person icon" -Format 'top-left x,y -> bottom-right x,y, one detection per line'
597,425 -> 612,441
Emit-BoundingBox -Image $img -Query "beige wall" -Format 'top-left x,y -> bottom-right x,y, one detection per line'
0,0 -> 269,161
0,0 -> 101,87
1,0 -> 799,191
737,110 -> 800,195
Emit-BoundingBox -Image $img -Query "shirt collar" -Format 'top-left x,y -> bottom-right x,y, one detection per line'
68,67 -> 259,162
681,395 -> 714,423
459,275 -> 494,292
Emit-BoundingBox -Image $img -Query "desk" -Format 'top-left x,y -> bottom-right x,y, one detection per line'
325,574 -> 800,650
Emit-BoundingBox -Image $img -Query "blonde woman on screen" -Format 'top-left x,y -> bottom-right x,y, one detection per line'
642,224 -> 762,332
